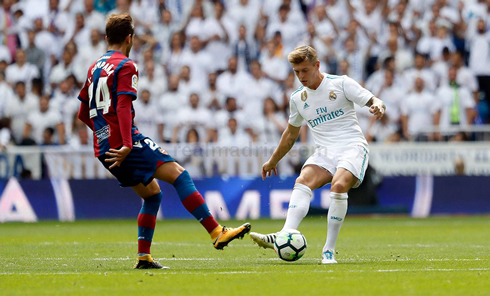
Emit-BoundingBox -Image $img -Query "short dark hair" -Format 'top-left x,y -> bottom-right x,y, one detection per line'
105,13 -> 134,45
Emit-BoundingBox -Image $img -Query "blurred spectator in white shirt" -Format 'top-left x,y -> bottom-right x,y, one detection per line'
378,35 -> 413,73
433,66 -> 475,139
183,3 -> 207,41
227,0 -> 260,41
130,0 -> 159,36
218,117 -> 251,147
49,47 -> 76,88
178,65 -> 203,99
180,36 -> 213,91
133,89 -> 161,142
377,69 -> 404,126
50,79 -> 79,139
202,2 -> 232,72
163,31 -> 185,76
214,96 -> 248,135
172,93 -> 213,143
158,75 -> 187,143
70,13 -> 91,50
253,97 -> 287,144
139,60 -> 167,99
25,30 -> 45,78
444,51 -> 479,103
5,49 -> 40,89
83,0 -> 106,32
24,96 -> 64,145
32,18 -> 59,82
0,72 -> 14,118
75,29 -> 106,81
432,46 -> 452,87
152,9 -> 179,55
216,56 -> 252,103
259,40 -> 290,84
266,4 -> 305,54
401,77 -> 437,141
4,82 -> 39,144
469,19 -> 490,108
403,52 -> 437,92
201,72 -> 225,112
429,20 -> 455,61
44,0 -> 75,47
242,60 -> 281,116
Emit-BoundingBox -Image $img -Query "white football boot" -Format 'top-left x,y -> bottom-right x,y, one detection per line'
250,232 -> 276,249
321,250 -> 337,264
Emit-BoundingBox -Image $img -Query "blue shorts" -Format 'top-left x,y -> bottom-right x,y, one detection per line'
98,137 -> 175,187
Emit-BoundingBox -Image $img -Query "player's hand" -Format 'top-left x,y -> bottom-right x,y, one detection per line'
105,146 -> 132,169
262,160 -> 278,180
369,103 -> 385,120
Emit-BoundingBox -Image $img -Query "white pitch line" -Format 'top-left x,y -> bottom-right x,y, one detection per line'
4,257 -> 489,262
2,268 -> 489,276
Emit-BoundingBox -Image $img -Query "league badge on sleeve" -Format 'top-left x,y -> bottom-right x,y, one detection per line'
132,74 -> 138,91
329,91 -> 337,101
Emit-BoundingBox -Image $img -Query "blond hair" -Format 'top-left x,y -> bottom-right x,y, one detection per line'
287,45 -> 318,64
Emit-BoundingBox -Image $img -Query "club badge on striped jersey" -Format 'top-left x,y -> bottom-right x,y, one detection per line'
301,91 -> 308,102
329,91 -> 337,101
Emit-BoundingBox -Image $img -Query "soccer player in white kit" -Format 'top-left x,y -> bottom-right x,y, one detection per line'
250,45 -> 386,264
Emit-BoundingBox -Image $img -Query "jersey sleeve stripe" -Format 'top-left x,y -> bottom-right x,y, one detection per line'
117,91 -> 137,96
78,96 -> 88,104
111,58 -> 132,112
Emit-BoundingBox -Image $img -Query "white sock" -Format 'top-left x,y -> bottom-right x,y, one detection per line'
282,183 -> 312,231
323,192 -> 348,252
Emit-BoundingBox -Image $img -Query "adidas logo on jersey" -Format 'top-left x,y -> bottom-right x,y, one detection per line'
303,102 -> 310,109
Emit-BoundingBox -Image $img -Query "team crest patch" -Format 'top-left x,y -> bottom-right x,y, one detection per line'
301,91 -> 308,102
329,91 -> 337,101
158,148 -> 169,155
132,74 -> 138,90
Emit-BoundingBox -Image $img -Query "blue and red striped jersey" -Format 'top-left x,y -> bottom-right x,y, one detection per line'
78,50 -> 144,157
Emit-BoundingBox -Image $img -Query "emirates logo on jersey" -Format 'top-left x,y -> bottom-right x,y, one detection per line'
301,91 -> 308,102
329,91 -> 337,101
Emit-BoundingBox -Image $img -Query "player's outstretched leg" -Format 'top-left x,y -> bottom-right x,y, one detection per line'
133,190 -> 169,269
161,164 -> 251,249
250,232 -> 276,249
322,192 -> 348,264
251,166 -> 327,250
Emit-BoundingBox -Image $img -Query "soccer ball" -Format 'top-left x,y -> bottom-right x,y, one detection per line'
274,229 -> 307,262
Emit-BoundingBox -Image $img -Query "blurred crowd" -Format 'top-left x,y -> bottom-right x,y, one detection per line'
1,0 -> 490,150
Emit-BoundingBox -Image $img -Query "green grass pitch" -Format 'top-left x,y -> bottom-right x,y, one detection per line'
1,216 -> 489,295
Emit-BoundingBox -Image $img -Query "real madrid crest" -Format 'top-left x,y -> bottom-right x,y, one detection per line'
301,91 -> 308,102
329,91 -> 337,101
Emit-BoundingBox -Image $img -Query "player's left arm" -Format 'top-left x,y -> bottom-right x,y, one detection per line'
343,76 -> 386,120
365,96 -> 386,120
105,62 -> 138,169
105,93 -> 133,169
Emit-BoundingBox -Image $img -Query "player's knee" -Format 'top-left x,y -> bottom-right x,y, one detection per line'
295,175 -> 312,188
331,181 -> 349,193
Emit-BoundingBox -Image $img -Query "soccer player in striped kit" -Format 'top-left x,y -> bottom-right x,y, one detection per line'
251,45 -> 385,264
77,14 -> 250,269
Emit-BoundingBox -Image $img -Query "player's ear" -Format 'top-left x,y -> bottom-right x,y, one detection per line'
315,60 -> 320,69
126,34 -> 132,44
104,35 -> 108,43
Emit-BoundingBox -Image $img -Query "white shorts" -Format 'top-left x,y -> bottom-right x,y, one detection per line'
302,145 -> 369,188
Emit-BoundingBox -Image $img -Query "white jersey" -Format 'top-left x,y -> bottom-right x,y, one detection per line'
289,73 -> 373,149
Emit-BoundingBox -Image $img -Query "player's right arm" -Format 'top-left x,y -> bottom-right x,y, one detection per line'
77,77 -> 95,131
262,123 -> 301,180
